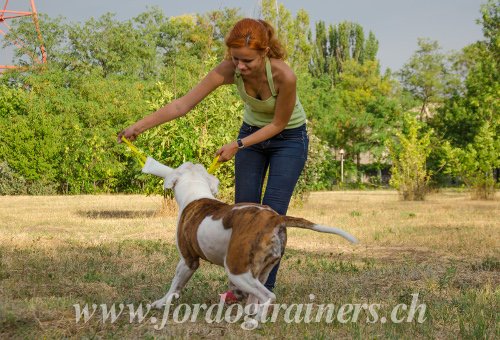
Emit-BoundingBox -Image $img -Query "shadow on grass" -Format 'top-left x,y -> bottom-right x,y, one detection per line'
77,210 -> 157,219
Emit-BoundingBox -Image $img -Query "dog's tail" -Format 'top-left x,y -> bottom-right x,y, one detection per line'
281,216 -> 358,244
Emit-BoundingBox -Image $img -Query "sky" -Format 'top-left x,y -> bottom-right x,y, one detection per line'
1,0 -> 486,72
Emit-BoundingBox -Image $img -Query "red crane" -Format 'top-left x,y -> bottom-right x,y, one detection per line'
0,0 -> 46,70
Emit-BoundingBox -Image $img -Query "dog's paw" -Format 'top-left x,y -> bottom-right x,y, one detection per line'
151,298 -> 166,309
242,317 -> 260,330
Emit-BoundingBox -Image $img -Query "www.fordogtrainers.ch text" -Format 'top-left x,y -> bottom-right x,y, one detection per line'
74,293 -> 427,330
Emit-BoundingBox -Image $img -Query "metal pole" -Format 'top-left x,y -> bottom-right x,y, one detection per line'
30,0 -> 46,63
341,154 -> 344,183
0,0 -> 46,70
340,149 -> 344,183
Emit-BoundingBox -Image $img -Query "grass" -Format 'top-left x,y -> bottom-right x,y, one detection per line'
0,191 -> 499,338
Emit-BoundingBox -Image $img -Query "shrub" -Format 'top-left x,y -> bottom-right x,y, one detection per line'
0,161 -> 57,195
443,122 -> 499,199
386,114 -> 432,200
294,130 -> 337,198
134,76 -> 243,199
0,161 -> 27,195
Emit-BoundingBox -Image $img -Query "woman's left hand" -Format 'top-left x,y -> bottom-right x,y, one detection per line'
216,141 -> 239,162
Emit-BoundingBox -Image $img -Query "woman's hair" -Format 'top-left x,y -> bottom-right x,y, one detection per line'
225,18 -> 286,60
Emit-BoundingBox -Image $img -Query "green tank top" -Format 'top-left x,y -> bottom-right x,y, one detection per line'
234,58 -> 306,129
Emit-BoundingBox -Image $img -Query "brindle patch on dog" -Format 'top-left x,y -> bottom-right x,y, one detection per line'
176,199 -> 230,269
178,199 -> 280,274
177,198 -> 317,276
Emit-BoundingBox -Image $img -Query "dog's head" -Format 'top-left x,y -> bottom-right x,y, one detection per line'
141,157 -> 219,196
164,162 -> 219,196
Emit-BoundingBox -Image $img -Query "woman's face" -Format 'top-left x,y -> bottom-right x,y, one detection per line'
230,46 -> 265,76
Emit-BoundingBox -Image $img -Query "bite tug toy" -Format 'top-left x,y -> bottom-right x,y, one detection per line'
121,136 -> 221,174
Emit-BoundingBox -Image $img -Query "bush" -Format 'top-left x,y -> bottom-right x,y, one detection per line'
294,130 -> 337,198
0,161 -> 27,195
0,161 -> 57,195
386,114 -> 432,200
134,73 -> 243,199
443,122 -> 499,199
0,84 -> 28,118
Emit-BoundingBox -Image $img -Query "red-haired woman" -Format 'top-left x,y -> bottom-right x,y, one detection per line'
118,18 -> 308,302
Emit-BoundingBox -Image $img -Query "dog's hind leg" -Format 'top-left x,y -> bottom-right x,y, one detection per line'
228,271 -> 276,305
258,257 -> 280,288
229,273 -> 275,329
151,257 -> 199,309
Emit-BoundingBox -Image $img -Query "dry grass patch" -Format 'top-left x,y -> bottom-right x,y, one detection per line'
0,191 -> 498,338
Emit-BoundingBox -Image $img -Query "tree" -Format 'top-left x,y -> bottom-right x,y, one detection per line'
197,8 -> 242,59
304,19 -> 388,182
479,0 -> 499,56
2,14 -> 67,68
386,114 -> 432,201
398,38 -> 451,118
259,0 -> 312,72
309,21 -> 379,86
309,21 -> 329,78
65,13 -> 158,78
309,59 -> 399,179
288,9 -> 313,72
430,1 -> 499,148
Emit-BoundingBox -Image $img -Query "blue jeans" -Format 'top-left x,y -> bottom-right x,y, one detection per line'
235,122 -> 309,291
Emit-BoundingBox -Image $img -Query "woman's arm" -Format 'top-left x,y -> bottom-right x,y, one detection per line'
217,64 -> 297,162
118,60 -> 235,142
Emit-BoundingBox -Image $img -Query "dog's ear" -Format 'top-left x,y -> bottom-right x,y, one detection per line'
163,170 -> 180,190
204,172 -> 219,196
193,164 -> 219,195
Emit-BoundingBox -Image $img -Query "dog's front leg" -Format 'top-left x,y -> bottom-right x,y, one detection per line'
244,293 -> 274,330
151,257 -> 198,309
228,280 -> 248,301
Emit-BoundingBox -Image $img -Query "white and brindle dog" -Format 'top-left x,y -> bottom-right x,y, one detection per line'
141,157 -> 358,318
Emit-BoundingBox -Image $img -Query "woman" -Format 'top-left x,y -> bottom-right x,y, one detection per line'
118,18 -> 308,299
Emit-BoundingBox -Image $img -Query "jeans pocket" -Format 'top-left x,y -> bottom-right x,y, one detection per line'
238,125 -> 251,138
277,125 -> 306,142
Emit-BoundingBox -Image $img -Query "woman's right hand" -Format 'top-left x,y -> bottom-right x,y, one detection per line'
117,125 -> 140,143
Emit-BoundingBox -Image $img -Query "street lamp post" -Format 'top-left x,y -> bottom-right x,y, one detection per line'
340,149 -> 345,183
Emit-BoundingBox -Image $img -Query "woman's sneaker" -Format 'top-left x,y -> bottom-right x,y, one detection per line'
219,290 -> 242,304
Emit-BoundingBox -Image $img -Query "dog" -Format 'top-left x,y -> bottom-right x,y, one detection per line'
140,157 -> 358,320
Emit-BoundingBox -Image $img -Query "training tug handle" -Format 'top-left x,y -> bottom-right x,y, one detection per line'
207,155 -> 221,174
121,136 -> 147,167
121,135 -> 221,174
